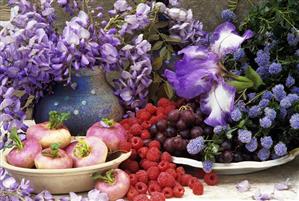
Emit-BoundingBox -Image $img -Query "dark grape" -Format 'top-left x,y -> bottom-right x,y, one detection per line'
172,136 -> 186,151
167,109 -> 180,122
155,132 -> 167,144
203,127 -> 213,135
216,155 -> 225,163
194,115 -> 203,125
180,110 -> 195,125
190,126 -> 203,138
165,127 -> 177,137
163,138 -> 174,153
233,152 -> 243,162
176,119 -> 187,130
179,130 -> 190,139
221,141 -> 232,151
222,150 -> 233,163
156,119 -> 168,132
149,124 -> 158,135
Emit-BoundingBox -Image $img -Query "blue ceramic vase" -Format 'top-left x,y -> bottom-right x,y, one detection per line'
33,68 -> 123,135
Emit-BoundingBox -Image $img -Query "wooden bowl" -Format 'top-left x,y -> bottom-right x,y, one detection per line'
0,148 -> 131,194
172,148 -> 299,175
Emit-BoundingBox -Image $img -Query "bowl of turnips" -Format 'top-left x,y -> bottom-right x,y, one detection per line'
0,111 -> 131,197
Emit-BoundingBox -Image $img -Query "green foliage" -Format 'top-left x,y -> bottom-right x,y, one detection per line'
48,111 -> 70,129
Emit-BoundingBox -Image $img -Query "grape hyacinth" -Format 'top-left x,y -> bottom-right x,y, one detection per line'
260,136 -> 273,149
258,99 -> 269,108
255,49 -> 270,67
268,62 -> 282,75
285,74 -> 295,88
248,106 -> 262,118
238,129 -> 252,143
262,91 -> 273,100
245,137 -> 258,152
213,125 -> 226,135
257,148 -> 270,161
187,136 -> 205,155
274,142 -> 287,156
264,107 -> 276,120
202,160 -> 213,173
272,84 -> 287,101
259,116 -> 272,128
233,48 -> 245,61
221,9 -> 236,22
287,32 -> 299,46
231,108 -> 242,122
290,113 -> 299,129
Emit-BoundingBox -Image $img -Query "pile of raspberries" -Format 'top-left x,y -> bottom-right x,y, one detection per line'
119,98 -> 219,201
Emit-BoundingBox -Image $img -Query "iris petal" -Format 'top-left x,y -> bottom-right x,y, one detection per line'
200,80 -> 236,126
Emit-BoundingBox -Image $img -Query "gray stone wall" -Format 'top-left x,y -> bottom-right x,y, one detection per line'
0,0 -> 261,30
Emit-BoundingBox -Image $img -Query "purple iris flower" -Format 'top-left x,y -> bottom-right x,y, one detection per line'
165,22 -> 253,126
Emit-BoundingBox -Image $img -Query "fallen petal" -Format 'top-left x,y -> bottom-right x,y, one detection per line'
236,180 -> 251,192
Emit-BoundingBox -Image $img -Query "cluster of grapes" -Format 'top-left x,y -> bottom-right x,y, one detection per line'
149,107 -> 212,157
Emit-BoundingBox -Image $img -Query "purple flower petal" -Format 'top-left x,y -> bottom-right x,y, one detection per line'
253,190 -> 273,201
236,180 -> 251,192
210,22 -> 253,58
274,178 -> 290,191
200,80 -> 236,126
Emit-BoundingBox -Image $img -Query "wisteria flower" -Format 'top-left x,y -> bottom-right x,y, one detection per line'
236,180 -> 251,192
165,22 -> 253,126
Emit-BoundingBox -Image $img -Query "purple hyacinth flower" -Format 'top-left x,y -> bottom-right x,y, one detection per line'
260,136 -> 273,149
268,62 -> 282,75
285,74 -> 295,87
187,136 -> 205,155
264,107 -> 276,120
202,160 -> 213,173
231,108 -> 242,121
245,137 -> 258,152
290,113 -> 299,129
274,142 -> 287,156
238,129 -> 252,143
257,148 -> 270,161
259,117 -> 272,128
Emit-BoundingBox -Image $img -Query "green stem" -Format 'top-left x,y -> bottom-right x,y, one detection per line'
73,140 -> 91,158
275,9 -> 298,31
48,111 -> 70,129
9,128 -> 23,150
92,169 -> 115,184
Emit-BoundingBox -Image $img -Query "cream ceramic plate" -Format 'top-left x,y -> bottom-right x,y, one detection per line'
0,147 -> 131,194
172,148 -> 299,175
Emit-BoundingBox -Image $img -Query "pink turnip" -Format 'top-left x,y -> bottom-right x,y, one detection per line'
6,128 -> 42,168
34,143 -> 73,169
86,118 -> 127,151
93,169 -> 130,201
65,136 -> 108,167
27,111 -> 71,148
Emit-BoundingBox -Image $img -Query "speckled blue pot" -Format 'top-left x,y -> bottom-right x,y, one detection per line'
33,69 -> 123,135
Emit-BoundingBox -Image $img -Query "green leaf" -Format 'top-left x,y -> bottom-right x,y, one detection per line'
153,72 -> 163,83
165,37 -> 181,43
159,46 -> 167,58
154,21 -> 168,28
163,82 -> 174,99
151,41 -> 163,51
226,128 -> 238,139
228,79 -> 254,91
148,34 -> 160,41
152,57 -> 163,70
245,66 -> 264,89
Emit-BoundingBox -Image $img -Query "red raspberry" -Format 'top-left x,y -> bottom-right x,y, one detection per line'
120,118 -> 130,125
192,168 -> 205,179
158,161 -> 170,172
131,137 -> 143,150
138,147 -> 148,159
136,170 -> 148,184
164,105 -> 176,114
122,123 -> 130,130
127,118 -> 139,126
118,141 -> 131,152
148,182 -> 161,194
130,124 -> 143,136
169,163 -> 176,169
157,172 -> 176,188
146,147 -> 161,162
127,186 -> 139,201
188,177 -> 199,188
204,172 -> 219,186
135,182 -> 148,194
180,174 -> 193,186
156,107 -> 166,116
161,152 -> 172,162
121,159 -> 139,173
141,121 -> 151,129
176,167 -> 186,175
158,98 -> 172,107
147,166 -> 160,180
130,174 -> 138,186
136,109 -> 151,121
148,140 -> 161,149
150,192 -> 165,201
166,168 -> 177,179
162,187 -> 173,198
192,181 -> 204,195
133,194 -> 150,201
149,116 -> 159,125
140,160 -> 158,170
129,149 -> 137,160
145,103 -> 157,114
156,113 -> 166,121
173,184 -> 185,198
141,130 -> 151,139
